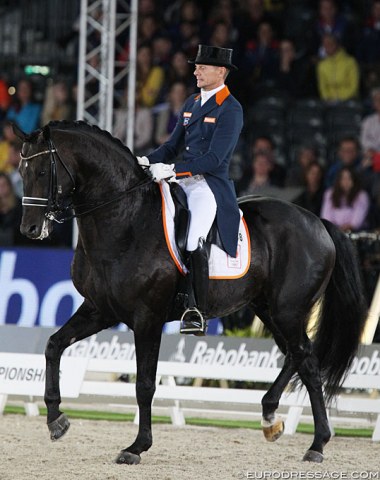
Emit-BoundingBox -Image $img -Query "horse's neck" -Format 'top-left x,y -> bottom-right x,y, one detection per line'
74,169 -> 161,251
72,142 -> 144,198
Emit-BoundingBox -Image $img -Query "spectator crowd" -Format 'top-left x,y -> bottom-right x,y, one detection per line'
0,0 -> 380,261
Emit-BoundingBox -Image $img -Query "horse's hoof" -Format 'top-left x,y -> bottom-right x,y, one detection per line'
262,419 -> 284,442
303,450 -> 324,463
48,413 -> 70,441
115,450 -> 141,465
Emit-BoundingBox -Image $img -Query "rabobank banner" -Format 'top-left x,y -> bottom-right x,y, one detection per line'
0,325 -> 379,379
0,247 -> 83,328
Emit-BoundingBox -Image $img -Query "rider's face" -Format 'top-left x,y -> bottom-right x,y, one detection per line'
193,64 -> 226,91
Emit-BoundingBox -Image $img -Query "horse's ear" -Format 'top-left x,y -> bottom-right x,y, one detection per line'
42,125 -> 51,141
12,123 -> 27,141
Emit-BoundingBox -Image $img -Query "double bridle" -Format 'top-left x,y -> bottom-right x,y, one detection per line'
21,136 -> 153,223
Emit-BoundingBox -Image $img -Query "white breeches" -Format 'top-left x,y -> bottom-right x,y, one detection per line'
178,175 -> 217,252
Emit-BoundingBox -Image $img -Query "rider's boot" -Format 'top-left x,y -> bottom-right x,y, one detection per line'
180,238 -> 209,336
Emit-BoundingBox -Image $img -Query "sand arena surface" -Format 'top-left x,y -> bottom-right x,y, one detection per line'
0,414 -> 378,480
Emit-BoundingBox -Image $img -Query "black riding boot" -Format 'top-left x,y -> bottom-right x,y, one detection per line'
180,239 -> 209,336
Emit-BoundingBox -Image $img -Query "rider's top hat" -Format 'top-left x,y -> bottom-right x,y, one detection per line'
188,45 -> 238,71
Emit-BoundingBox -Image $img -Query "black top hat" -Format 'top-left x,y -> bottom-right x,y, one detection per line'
188,45 -> 238,71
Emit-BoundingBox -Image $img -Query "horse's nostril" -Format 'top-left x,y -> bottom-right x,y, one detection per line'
20,224 -> 39,237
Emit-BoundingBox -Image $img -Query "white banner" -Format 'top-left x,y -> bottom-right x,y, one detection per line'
0,353 -> 88,398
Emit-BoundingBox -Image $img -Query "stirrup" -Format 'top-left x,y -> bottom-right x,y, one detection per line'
180,307 -> 207,336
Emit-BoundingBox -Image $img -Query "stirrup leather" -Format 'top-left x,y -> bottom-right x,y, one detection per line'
180,307 -> 206,334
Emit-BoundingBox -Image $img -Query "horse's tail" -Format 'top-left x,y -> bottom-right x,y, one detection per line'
315,219 -> 367,402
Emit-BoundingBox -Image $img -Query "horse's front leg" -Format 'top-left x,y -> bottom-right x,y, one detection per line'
45,301 -> 113,440
116,322 -> 162,465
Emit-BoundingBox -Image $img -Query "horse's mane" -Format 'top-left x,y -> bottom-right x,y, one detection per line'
46,120 -> 136,159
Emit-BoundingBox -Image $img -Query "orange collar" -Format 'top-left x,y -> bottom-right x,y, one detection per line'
193,86 -> 231,105
215,85 -> 230,105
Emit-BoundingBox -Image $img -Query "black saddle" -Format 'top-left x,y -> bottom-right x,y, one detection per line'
169,182 -> 190,264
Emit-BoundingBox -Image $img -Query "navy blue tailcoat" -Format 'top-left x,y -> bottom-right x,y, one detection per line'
148,86 -> 243,257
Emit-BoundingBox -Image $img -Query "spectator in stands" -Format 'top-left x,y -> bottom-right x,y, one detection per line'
252,135 -> 285,187
136,44 -> 165,108
154,81 -> 187,146
312,0 -> 355,57
0,172 -> 24,246
41,79 -> 73,126
239,151 -> 279,196
0,76 -> 10,121
166,50 -> 196,93
360,87 -> 380,165
275,38 -> 317,99
325,136 -> 362,188
152,34 -> 173,72
242,21 -> 279,83
6,140 -> 23,198
235,0 -> 277,54
138,15 -> 161,48
285,144 -> 319,187
321,166 -> 370,231
293,161 -> 325,216
6,78 -> 42,134
169,0 -> 202,58
208,21 -> 233,50
118,12 -> 161,64
316,33 -> 360,103
114,89 -> 153,155
356,0 -> 380,67
0,120 -> 17,173
207,0 -> 239,44
173,20 -> 201,59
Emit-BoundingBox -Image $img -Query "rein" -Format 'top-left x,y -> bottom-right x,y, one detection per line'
63,175 -> 154,222
21,136 -> 154,223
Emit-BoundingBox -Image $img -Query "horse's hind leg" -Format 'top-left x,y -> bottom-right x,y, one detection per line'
116,321 -> 162,465
254,306 -> 296,442
292,336 -> 331,463
45,300 -> 114,440
273,309 -> 330,462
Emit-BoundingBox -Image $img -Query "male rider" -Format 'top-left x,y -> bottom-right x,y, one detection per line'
138,45 -> 243,335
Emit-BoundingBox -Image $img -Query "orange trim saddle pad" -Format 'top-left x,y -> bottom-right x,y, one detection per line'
159,182 -> 251,279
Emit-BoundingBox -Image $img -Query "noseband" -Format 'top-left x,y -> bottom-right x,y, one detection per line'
21,137 -> 76,223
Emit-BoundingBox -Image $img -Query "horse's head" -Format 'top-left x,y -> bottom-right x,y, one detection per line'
16,124 -> 75,240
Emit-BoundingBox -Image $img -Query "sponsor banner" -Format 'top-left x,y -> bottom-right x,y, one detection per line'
0,352 -> 88,397
0,248 -> 82,328
1,326 -> 379,377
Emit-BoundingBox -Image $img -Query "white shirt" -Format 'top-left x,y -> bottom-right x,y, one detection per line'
201,84 -> 225,106
360,113 -> 380,152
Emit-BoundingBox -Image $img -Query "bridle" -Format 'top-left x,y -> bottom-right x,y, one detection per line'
20,132 -> 153,223
21,137 -> 76,223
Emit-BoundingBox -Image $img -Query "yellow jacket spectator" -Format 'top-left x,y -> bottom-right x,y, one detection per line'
137,44 -> 165,108
0,121 -> 17,174
317,33 -> 359,102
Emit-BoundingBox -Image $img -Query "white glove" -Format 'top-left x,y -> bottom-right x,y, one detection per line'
149,163 -> 176,183
137,156 -> 150,167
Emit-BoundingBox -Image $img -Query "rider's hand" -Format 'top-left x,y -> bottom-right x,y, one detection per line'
137,156 -> 150,167
149,163 -> 176,182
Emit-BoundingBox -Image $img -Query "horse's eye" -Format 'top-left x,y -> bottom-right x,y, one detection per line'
39,170 -> 46,177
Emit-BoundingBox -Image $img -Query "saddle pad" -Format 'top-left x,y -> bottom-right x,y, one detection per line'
159,182 -> 251,279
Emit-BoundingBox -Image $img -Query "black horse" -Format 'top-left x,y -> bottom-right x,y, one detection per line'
16,121 -> 367,465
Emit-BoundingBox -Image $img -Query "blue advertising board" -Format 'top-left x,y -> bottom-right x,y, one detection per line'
0,247 -> 82,328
